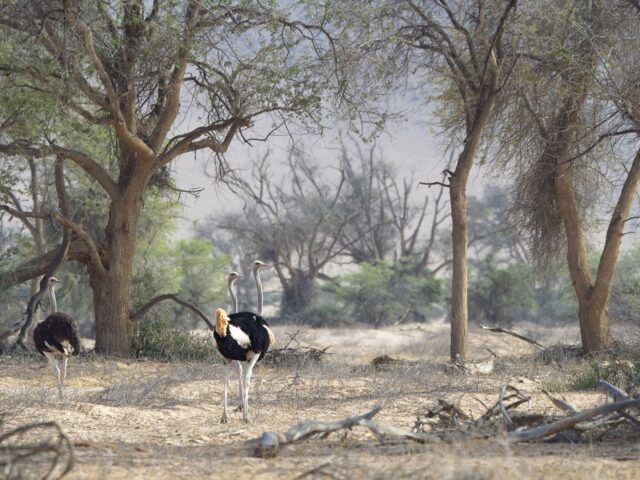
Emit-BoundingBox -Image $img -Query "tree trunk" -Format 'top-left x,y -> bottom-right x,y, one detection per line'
547,3 -> 617,353
449,176 -> 469,362
281,270 -> 315,315
448,93 -> 498,362
90,184 -> 145,356
92,266 -> 134,356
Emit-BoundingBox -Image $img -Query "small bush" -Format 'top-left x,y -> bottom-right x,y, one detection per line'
131,316 -> 219,362
280,303 -> 351,327
336,260 -> 443,327
568,360 -> 639,391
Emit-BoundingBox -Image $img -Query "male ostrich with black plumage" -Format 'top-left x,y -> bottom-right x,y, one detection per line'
33,277 -> 80,400
213,262 -> 275,423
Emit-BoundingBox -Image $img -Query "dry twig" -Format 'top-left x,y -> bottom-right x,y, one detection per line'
541,389 -> 578,414
508,399 -> 640,443
255,406 -> 448,458
0,419 -> 74,480
263,330 -> 330,366
479,324 -> 545,349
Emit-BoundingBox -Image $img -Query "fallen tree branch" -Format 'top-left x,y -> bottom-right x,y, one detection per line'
499,384 -> 517,429
0,420 -> 74,480
597,380 -> 629,402
596,380 -> 640,425
508,399 -> 640,443
263,330 -> 331,366
541,389 -> 578,414
479,324 -> 545,349
129,293 -> 214,331
255,406 -> 447,458
478,385 -> 530,423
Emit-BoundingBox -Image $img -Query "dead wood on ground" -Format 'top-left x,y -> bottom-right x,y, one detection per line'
0,416 -> 74,480
255,380 -> 640,457
263,330 -> 331,367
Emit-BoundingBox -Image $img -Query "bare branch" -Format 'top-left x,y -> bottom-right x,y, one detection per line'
509,399 -> 640,443
129,293 -> 214,331
479,324 -> 545,349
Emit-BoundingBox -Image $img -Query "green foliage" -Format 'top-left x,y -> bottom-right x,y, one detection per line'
173,238 -> 229,316
610,243 -> 640,322
133,223 -> 229,326
336,260 -> 443,326
566,360 -> 639,391
468,259 -> 537,326
287,303 -> 352,327
131,316 -> 219,362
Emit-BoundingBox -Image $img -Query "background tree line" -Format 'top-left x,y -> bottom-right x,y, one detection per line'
1,0 -> 639,360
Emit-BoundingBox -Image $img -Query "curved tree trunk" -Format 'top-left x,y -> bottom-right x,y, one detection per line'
544,3 -> 635,354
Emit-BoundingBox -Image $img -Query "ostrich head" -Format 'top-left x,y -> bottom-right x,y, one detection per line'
253,260 -> 271,271
227,271 -> 242,282
48,277 -> 62,288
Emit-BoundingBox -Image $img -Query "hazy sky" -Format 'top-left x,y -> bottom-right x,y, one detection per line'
171,108 -> 493,238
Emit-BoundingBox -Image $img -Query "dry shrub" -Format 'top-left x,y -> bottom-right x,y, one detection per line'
132,317 -> 219,362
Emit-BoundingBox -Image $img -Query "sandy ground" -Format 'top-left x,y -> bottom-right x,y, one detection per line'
1,321 -> 640,479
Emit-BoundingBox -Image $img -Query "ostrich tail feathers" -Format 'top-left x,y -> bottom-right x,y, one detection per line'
264,325 -> 276,348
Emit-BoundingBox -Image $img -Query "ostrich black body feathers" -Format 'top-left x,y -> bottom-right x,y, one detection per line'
213,310 -> 273,362
33,313 -> 80,357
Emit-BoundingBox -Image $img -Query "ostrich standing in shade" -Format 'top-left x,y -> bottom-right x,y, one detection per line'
33,277 -> 80,400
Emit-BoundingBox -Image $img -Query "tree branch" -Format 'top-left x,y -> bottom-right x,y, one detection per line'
0,205 -> 105,274
0,143 -> 119,199
129,293 -> 214,331
0,240 -> 90,291
148,1 -> 200,152
508,399 -> 640,443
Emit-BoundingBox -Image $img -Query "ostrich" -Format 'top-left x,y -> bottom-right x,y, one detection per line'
227,271 -> 245,410
33,277 -> 80,400
227,271 -> 242,314
252,260 -> 271,316
212,306 -> 275,423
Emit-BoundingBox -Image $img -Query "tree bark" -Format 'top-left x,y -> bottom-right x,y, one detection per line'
449,175 -> 469,361
544,3 -> 630,354
449,92 -> 498,361
90,170 -> 147,356
280,270 -> 316,315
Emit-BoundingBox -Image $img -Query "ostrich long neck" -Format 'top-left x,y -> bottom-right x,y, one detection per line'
49,285 -> 58,314
228,279 -> 238,314
254,269 -> 264,316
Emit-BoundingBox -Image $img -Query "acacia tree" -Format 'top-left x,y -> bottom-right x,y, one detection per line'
504,0 -> 640,353
218,149 -> 365,315
366,0 -> 518,360
339,138 -> 449,273
0,1 -> 360,355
